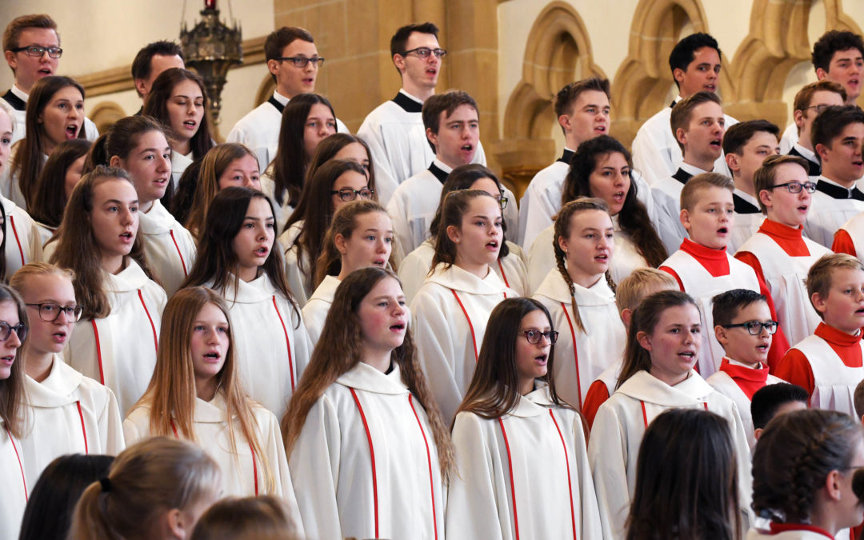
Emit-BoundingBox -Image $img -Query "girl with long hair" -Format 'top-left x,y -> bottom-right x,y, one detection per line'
532,198 -> 626,410
68,437 -> 221,540
282,159 -> 373,305
303,199 -> 394,343
49,165 -> 167,416
411,189 -> 517,424
587,290 -> 751,539
29,138 -> 90,242
8,75 -> 85,209
626,408 -> 741,540
263,93 -> 336,225
283,267 -> 453,539
92,115 -> 197,295
446,297 -> 602,539
0,103 -> 36,281
398,164 -> 528,301
182,187 -> 311,416
527,135 -> 667,291
11,263 -> 124,486
0,284 -> 28,540
124,287 -> 303,519
142,67 -> 214,188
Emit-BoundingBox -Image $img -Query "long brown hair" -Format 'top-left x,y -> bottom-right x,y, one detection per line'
0,284 -> 27,438
49,165 -> 155,320
282,267 -> 455,479
430,189 -> 499,272
458,298 -> 568,419
142,68 -> 214,161
29,138 -> 91,228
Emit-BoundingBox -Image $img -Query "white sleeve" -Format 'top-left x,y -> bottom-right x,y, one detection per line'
358,119 -> 400,207
260,410 -> 305,537
397,251 -> 432,305
226,121 -> 247,145
588,402 -> 631,540
632,124 -> 674,186
386,190 -> 415,256
121,413 -> 148,446
291,306 -> 313,377
570,412 -> 604,539
98,387 -> 126,455
526,234 -> 555,294
502,186 -> 519,243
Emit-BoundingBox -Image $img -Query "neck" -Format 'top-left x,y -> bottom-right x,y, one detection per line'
276,86 -> 295,100
195,376 -> 218,402
732,176 -> 755,197
140,199 -> 155,214
567,267 -> 603,289
454,258 -> 490,279
518,377 -> 534,396
799,131 -> 814,151
173,139 -> 191,157
435,155 -> 460,171
362,348 -> 392,373
101,254 -> 126,275
683,154 -> 715,172
13,81 -> 31,95
809,503 -> 841,538
23,347 -> 54,383
401,82 -> 434,103
829,320 -> 861,336
727,356 -> 761,368
43,140 -> 58,156
650,365 -> 690,387
823,170 -> 857,189
237,266 -> 259,283
564,134 -> 583,152
337,261 -> 357,281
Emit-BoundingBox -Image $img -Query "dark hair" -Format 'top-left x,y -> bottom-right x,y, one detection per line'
812,30 -> 864,73
30,139 -> 91,228
811,105 -> 864,150
668,33 -> 721,87
131,41 -> 184,95
2,14 -> 57,52
554,78 -> 611,118
752,409 -> 863,523
142,68 -> 214,161
561,136 -> 667,267
458,298 -> 568,418
269,93 -> 336,207
669,91 -> 722,149
264,26 -> 314,83
190,495 -> 301,540
626,408 -> 739,540
752,154 -> 810,213
721,120 -> 779,156
422,91 -> 478,134
293,133 -> 376,207
88,115 -> 166,168
18,454 -> 114,540
169,154 -> 204,224
431,189 -> 500,271
750,383 -> 809,431
711,288 -> 767,327
390,22 -> 440,58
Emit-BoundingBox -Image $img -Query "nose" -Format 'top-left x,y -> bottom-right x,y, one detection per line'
158,153 -> 170,172
119,207 -> 134,225
242,176 -> 255,188
7,328 -> 21,348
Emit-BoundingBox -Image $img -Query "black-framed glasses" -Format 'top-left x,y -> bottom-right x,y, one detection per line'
721,320 -> 779,335
331,187 -> 374,202
0,321 -> 27,342
11,45 -> 63,58
768,181 -> 817,194
275,56 -> 325,68
521,329 -> 558,345
496,194 -> 509,210
400,47 -> 447,59
805,104 -> 833,115
25,303 -> 83,323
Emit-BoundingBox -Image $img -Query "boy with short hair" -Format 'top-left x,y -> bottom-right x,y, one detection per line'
736,155 -> 831,347
775,253 -> 864,416
659,173 -> 789,375
749,383 -> 808,441
706,288 -> 786,448
130,40 -> 185,109
785,80 -> 846,176
653,92 -> 726,252
722,120 -> 780,252
386,90 -> 517,255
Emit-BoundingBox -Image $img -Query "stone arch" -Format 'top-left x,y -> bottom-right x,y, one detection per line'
89,101 -> 127,135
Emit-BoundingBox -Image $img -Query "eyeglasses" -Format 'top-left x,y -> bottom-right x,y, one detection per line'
0,321 -> 27,342
496,194 -> 509,210
25,303 -> 84,323
11,46 -> 63,59
804,104 -> 833,115
768,181 -> 817,194
721,320 -> 779,335
400,47 -> 447,59
521,329 -> 559,345
331,187 -> 374,202
275,56 -> 325,68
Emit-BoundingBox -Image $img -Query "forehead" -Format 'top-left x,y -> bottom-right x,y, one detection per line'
364,275 -> 402,298
655,303 -> 700,326
333,170 -> 367,188
441,103 -> 478,122
810,89 -> 846,106
196,301 -> 228,321
685,46 -> 721,69
19,272 -> 74,298
828,265 -> 864,285
0,301 -> 20,324
307,103 -> 334,118
520,309 -> 551,329
404,32 -> 439,50
281,39 -> 317,57
226,154 -> 259,170
689,101 -> 723,120
16,27 -> 59,46
93,178 -> 137,200
836,122 -> 864,139
693,185 -> 733,205
830,48 -> 864,64
594,151 -> 628,168
245,196 -> 273,216
170,79 -> 203,97
464,195 -> 500,214
149,54 -> 184,73
568,208 -> 612,228
741,131 -> 779,150
49,85 -> 83,101
133,130 -> 170,149
729,300 -> 771,321
354,210 -> 392,229
772,162 -> 808,184
571,89 -> 610,110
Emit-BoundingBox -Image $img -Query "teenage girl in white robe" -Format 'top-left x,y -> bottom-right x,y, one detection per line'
411,189 -> 518,424
533,198 -> 625,411
303,200 -> 394,344
11,263 -> 124,486
283,267 -> 454,540
123,288 -> 302,525
29,139 -> 90,245
398,164 -> 528,302
447,297 -> 602,539
49,166 -> 167,417
588,290 -> 751,540
748,409 -> 864,540
182,187 -> 311,417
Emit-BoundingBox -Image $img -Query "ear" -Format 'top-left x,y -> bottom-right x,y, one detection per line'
680,207 -> 692,231
446,224 -> 461,244
811,291 -> 828,315
393,53 -> 406,74
266,59 -> 280,77
4,50 -> 16,70
714,324 -> 729,346
636,330 -> 652,352
558,113 -> 572,133
753,427 -> 764,441
108,155 -> 122,168
725,152 -> 740,173
133,78 -> 148,98
621,308 -> 633,328
165,508 -> 185,537
815,142 -> 829,162
334,232 -> 348,255
675,126 -> 688,147
793,109 -> 806,129
426,127 -> 438,152
816,67 -> 829,81
672,67 -> 686,86
824,469 -> 843,501
556,234 -> 568,255
758,189 -> 773,211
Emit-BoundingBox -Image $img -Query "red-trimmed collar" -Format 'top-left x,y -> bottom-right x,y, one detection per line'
768,522 -> 834,539
719,357 -> 769,399
679,238 -> 729,277
758,219 -> 810,256
815,321 -> 862,347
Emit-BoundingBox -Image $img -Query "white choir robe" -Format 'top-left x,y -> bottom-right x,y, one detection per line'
526,218 -> 649,294
209,273 -> 312,417
33,221 -> 55,249
532,270 -> 625,410
779,122 -> 798,155
1,86 -> 99,146
747,524 -> 852,540
289,362 -> 445,540
589,370 -> 751,540
836,212 -> 864,261
651,163 -> 709,253
1,195 -> 44,276
630,99 -> 736,185
1,146 -> 42,208
729,190 -> 765,255
280,221 -> 313,306
356,89 -> 487,205
20,357 -> 125,484
171,150 -> 193,192
226,90 -> 349,173
804,177 -> 864,248
302,274 -> 340,344
0,426 -> 27,540
398,239 -> 527,303
139,199 -> 197,296
792,333 -> 864,416
412,263 -> 516,424
64,260 -> 167,416
446,383 -> 603,540
258,174 -> 293,234
123,394 -> 302,515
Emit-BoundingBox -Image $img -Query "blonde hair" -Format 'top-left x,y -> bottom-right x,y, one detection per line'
807,253 -> 864,317
10,262 -> 75,294
615,268 -> 678,314
190,495 -> 302,540
68,437 -> 220,540
679,172 -> 734,212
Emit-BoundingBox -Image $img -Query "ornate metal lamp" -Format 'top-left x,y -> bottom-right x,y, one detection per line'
179,0 -> 242,125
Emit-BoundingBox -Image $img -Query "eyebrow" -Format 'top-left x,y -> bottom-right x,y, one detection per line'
370,295 -> 406,301
138,147 -> 171,155
103,198 -> 138,205
243,215 -> 275,221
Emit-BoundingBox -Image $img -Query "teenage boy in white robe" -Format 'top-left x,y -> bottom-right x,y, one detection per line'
785,80 -> 846,177
130,40 -> 185,115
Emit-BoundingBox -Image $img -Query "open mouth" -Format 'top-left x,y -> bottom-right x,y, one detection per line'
486,240 -> 499,250
255,246 -> 269,257
426,68 -> 437,76
716,227 -> 728,235
65,124 -> 79,138
595,252 -> 609,263
594,124 -> 607,134
613,191 -> 625,202
119,231 -> 133,241
372,258 -> 386,267
534,353 -> 548,365
0,355 -> 13,365
756,343 -> 769,352
389,322 -> 406,332
797,204 -> 809,213
678,351 -> 696,360
183,120 -> 197,130
855,307 -> 864,316
52,330 -> 67,342
709,138 -> 722,149
203,351 -> 221,362
461,143 -> 473,152
38,67 -> 52,76
853,160 -> 864,168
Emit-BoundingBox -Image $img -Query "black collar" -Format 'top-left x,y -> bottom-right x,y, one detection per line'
669,99 -> 678,109
816,179 -> 864,201
392,92 -> 423,113
2,89 -> 25,111
672,168 -> 693,185
428,162 -> 449,183
787,147 -> 821,176
557,148 -> 575,164
268,96 -> 285,114
733,193 -> 761,214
